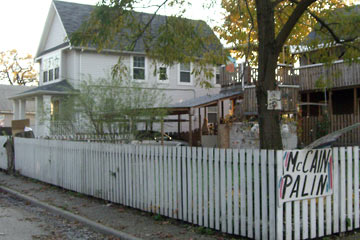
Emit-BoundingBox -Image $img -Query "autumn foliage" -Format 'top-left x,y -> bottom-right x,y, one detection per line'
0,49 -> 37,85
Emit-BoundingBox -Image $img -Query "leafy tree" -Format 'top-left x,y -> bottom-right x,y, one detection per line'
55,63 -> 168,139
0,49 -> 37,85
70,0 -> 359,149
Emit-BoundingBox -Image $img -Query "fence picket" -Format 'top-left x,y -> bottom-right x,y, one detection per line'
294,201 -> 300,240
220,149 -> 227,232
318,197 -> 324,237
253,150 -> 260,239
198,147 -> 203,226
193,147 -> 198,225
268,150 -> 276,240
209,149 -> 215,229
347,146 -> 353,230
214,148 -> 220,230
285,202 -> 292,240
340,147 -> 346,232
246,149 -> 253,238
226,149 -> 233,234
160,146 -> 164,215
354,146 -> 359,229
239,149 -> 246,236
182,147 -> 187,221
203,147 -> 209,228
333,147 -> 339,233
260,150 -> 268,240
233,149 -> 239,235
168,146 -> 173,218
177,146 -> 182,219
276,150 -> 283,240
187,147 -> 193,223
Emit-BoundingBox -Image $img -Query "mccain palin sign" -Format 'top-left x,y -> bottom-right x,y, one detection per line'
278,148 -> 333,204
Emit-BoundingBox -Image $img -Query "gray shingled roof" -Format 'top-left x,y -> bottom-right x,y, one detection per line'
0,85 -> 35,112
10,80 -> 76,99
52,0 -> 222,54
169,90 -> 242,109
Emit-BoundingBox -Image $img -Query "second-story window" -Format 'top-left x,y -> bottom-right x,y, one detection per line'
49,69 -> 54,81
215,66 -> 221,85
43,71 -> 48,83
180,63 -> 191,83
42,54 -> 60,83
159,67 -> 168,81
133,56 -> 145,80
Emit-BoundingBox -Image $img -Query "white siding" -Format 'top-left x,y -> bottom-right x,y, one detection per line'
43,13 -> 67,51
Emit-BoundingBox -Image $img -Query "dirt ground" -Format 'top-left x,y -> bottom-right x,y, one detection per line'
0,171 -> 241,240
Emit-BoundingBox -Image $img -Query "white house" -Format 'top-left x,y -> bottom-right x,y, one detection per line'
10,0 -> 226,137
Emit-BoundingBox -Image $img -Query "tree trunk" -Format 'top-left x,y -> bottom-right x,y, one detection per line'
256,0 -> 283,150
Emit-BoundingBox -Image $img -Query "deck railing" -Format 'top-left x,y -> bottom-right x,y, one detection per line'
220,64 -> 299,88
296,60 -> 360,91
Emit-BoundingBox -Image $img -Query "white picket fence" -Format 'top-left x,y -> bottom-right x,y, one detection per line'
14,137 -> 360,239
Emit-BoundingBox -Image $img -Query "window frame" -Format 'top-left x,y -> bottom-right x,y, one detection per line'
41,52 -> 61,85
157,65 -> 170,84
214,66 -> 221,86
178,63 -> 193,85
43,71 -> 48,83
132,55 -> 146,81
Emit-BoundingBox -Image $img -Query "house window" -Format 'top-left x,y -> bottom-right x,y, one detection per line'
49,69 -> 54,81
208,106 -> 217,123
42,53 -> 60,84
133,56 -> 145,80
43,71 -> 48,83
180,63 -> 191,83
215,66 -> 221,85
55,67 -> 59,80
158,66 -> 168,81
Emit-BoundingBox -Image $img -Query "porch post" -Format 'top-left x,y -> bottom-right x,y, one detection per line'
12,99 -> 20,120
19,99 -> 26,120
329,91 -> 333,116
306,93 -> 310,116
42,95 -> 52,136
177,114 -> 181,135
354,88 -> 358,115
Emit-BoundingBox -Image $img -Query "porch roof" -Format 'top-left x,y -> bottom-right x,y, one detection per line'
9,80 -> 77,100
166,89 -> 242,115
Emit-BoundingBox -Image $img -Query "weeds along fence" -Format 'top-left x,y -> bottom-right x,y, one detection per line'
13,137 -> 360,240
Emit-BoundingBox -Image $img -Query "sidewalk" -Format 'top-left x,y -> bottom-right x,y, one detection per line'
0,171 -> 238,240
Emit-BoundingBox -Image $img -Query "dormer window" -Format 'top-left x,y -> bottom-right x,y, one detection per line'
133,56 -> 145,80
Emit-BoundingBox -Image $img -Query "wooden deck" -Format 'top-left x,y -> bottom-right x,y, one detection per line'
220,64 -> 300,114
297,60 -> 360,91
220,64 -> 299,88
243,86 -> 299,114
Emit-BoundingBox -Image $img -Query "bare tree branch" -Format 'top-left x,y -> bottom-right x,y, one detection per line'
306,9 -> 357,44
128,0 -> 170,51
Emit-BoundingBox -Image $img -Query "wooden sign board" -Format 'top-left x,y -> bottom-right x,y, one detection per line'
278,148 -> 333,204
11,119 -> 30,136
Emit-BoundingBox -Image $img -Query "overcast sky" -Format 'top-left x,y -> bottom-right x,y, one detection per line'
0,0 -> 223,56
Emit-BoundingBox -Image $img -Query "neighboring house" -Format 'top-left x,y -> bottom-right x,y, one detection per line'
0,84 -> 35,128
292,5 -> 360,146
10,0 -> 223,137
